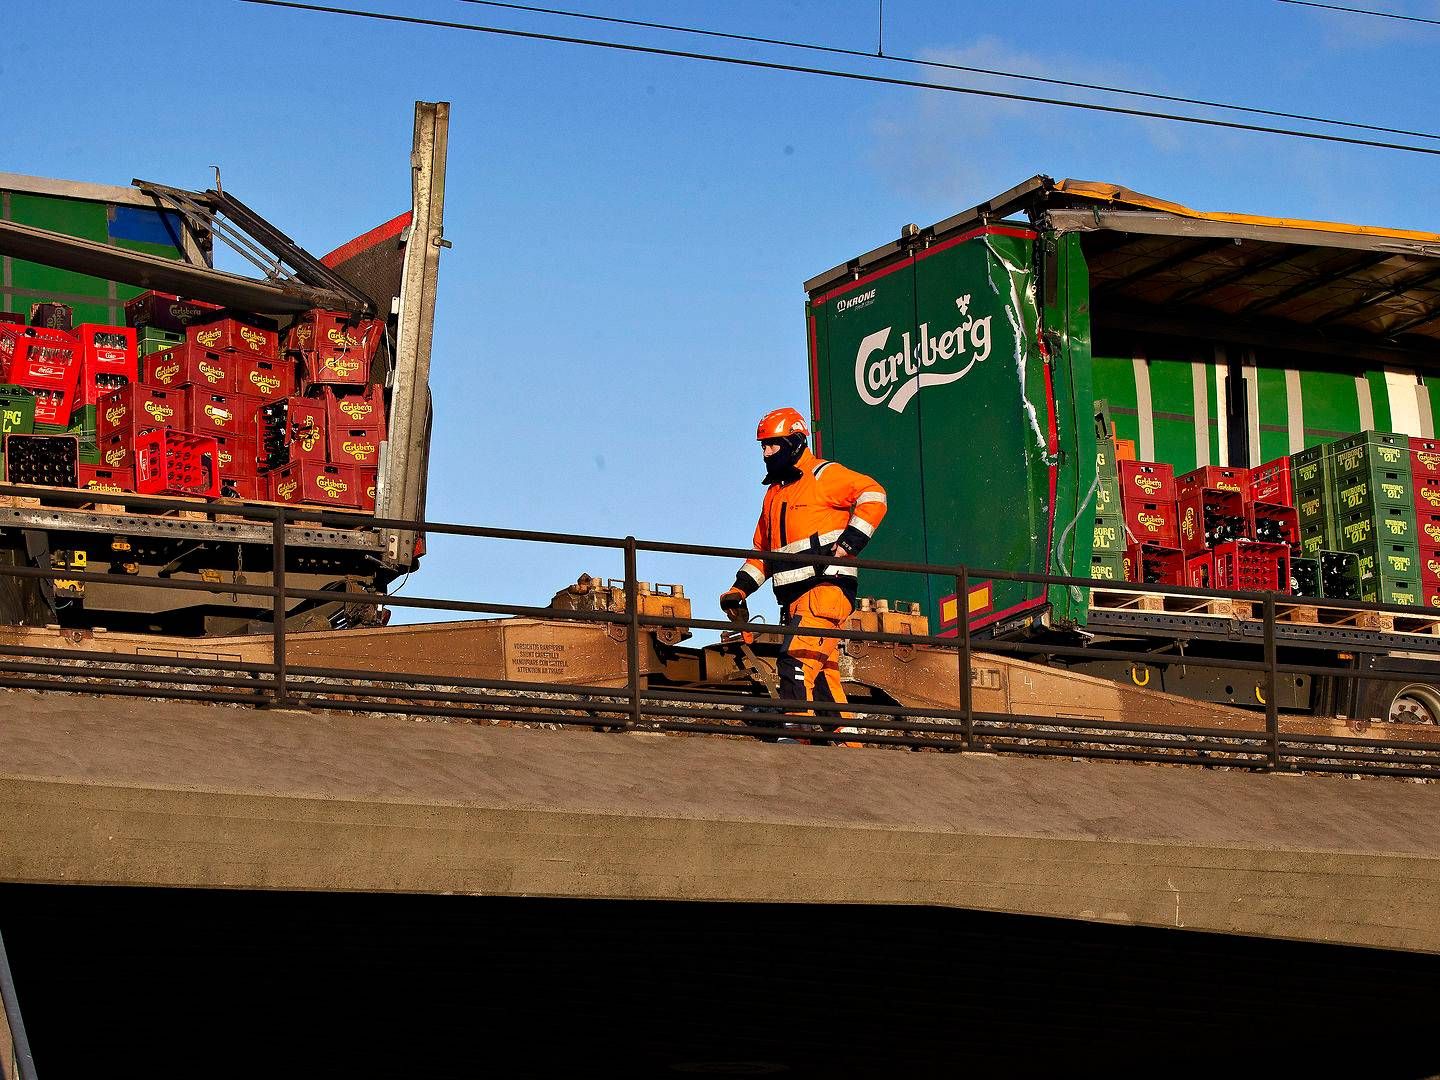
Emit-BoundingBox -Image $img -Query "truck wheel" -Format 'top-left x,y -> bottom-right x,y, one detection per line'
1384,683 -> 1440,725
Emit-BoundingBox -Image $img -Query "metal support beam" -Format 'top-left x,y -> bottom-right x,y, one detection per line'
1313,265 -> 1440,326
1165,246 -> 1299,306
0,218 -> 346,315
1239,251 -> 1394,316
380,101 -> 450,571
1092,237 -> 1234,295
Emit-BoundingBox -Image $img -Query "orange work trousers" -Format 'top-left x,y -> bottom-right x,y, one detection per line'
777,583 -> 853,720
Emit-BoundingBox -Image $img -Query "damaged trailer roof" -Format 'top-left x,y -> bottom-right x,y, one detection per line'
805,176 -> 1440,359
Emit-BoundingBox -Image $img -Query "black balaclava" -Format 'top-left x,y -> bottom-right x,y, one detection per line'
762,433 -> 808,485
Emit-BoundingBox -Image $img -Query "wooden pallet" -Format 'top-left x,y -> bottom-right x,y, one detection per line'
1092,589 -> 1440,637
1091,589 -> 1251,618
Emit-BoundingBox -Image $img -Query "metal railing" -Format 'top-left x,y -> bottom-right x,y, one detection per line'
0,482 -> 1437,780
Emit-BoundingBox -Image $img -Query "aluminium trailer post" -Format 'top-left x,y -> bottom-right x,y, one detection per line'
624,537 -> 641,730
1264,592 -> 1280,770
957,567 -> 973,749
272,508 -> 290,708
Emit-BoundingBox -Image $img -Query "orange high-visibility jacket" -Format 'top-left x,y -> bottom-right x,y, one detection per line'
733,449 -> 887,606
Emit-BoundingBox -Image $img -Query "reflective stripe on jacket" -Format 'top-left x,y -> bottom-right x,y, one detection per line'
734,449 -> 887,606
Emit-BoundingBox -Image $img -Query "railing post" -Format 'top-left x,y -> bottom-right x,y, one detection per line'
957,567 -> 973,750
272,507 -> 290,708
623,536 -> 641,730
1264,591 -> 1279,770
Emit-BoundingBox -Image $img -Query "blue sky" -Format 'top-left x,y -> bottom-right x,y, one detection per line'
5,0 -> 1440,625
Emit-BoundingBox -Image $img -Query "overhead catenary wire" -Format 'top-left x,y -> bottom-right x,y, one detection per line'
1275,0 -> 1440,27
456,0 -> 1440,143
237,0 -> 1440,158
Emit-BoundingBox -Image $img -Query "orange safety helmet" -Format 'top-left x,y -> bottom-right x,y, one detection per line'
756,407 -> 808,441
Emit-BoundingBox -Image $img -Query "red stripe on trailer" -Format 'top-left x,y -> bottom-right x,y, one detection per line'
321,212 -> 411,268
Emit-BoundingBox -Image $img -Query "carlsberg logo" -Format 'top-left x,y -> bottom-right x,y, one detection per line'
852,293 -> 991,413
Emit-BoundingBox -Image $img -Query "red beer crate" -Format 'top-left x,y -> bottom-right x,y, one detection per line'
1176,487 -> 1248,556
212,433 -> 260,479
287,310 -> 382,386
1213,540 -> 1290,594
124,291 -> 221,333
1415,475 -> 1440,515
1117,460 -> 1176,504
0,325 -> 78,424
1250,458 -> 1293,506
1177,465 -> 1253,498
1420,513 -> 1440,549
1126,542 -> 1184,586
324,384 -> 385,434
186,389 -> 261,439
132,429 -> 221,498
220,475 -> 266,501
1250,502 -> 1301,547
0,313 -> 22,326
97,384 -> 184,441
72,324 -> 138,406
269,461 -> 361,508
237,356 -> 296,402
99,432 -> 134,471
285,396 -> 326,443
329,428 -> 382,467
76,464 -> 134,495
357,467 -> 377,513
188,317 -> 279,359
145,343 -> 238,393
1185,553 -> 1215,591
1123,499 -> 1179,546
1411,438 -> 1440,484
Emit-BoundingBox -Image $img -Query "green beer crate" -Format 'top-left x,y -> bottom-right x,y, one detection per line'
1094,399 -> 1116,442
67,404 -> 97,440
1335,471 -> 1412,515
1331,430 -> 1411,483
1338,504 -> 1416,548
1092,513 -> 1127,555
1095,434 -> 1118,479
33,422 -> 67,437
1089,552 -> 1128,583
1290,442 -> 1330,489
137,327 -> 184,358
0,386 -> 36,438
1290,557 -> 1321,598
1298,530 -> 1325,560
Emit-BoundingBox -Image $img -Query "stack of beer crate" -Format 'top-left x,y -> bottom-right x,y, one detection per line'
1288,443 -> 1360,600
1414,439 -> 1440,608
1120,460 -> 1183,585
266,310 -> 386,512
1173,466 -> 1290,592
1329,432 -> 1418,606
1090,430 -> 1127,582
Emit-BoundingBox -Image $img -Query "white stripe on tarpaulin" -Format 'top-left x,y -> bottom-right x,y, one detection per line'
1190,358 -> 1209,468
1385,369 -> 1422,436
1418,377 -> 1436,440
1355,374 -> 1375,432
1214,345 -> 1229,467
1242,350 -> 1260,467
1131,349 -> 1154,461
1284,368 -> 1304,453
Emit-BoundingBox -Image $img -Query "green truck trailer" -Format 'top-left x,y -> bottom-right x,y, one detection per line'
805,176 -> 1440,723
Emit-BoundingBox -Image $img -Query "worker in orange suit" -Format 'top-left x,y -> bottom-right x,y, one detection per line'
720,407 -> 887,741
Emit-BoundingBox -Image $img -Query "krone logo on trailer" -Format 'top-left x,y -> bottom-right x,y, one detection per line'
850,293 -> 993,413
